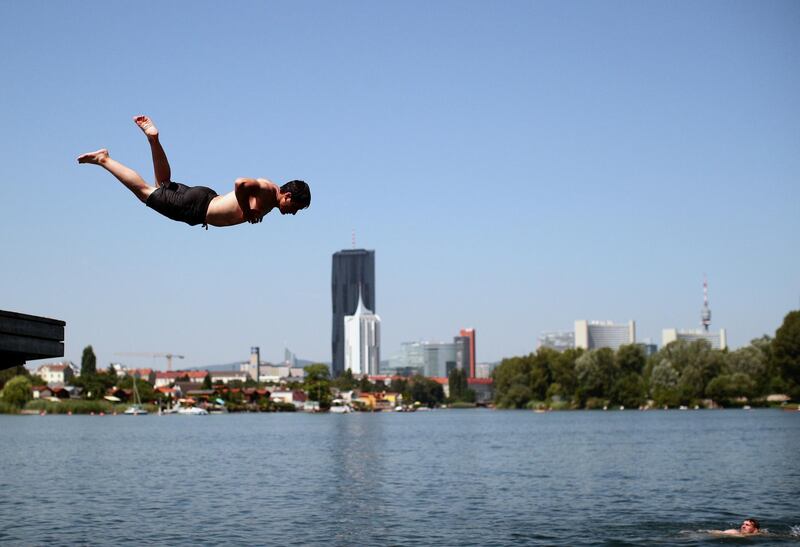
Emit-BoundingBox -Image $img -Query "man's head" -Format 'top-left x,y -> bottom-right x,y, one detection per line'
740,519 -> 760,534
278,180 -> 311,215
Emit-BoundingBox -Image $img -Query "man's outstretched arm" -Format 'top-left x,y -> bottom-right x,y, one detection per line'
234,177 -> 269,223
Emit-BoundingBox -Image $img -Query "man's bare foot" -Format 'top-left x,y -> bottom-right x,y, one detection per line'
77,149 -> 109,165
133,115 -> 159,138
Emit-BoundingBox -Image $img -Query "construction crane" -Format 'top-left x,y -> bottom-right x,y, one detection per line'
114,352 -> 185,371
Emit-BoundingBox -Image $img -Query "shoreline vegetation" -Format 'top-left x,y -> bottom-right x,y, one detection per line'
1,399 -> 797,416
1,311 -> 798,415
491,310 -> 800,411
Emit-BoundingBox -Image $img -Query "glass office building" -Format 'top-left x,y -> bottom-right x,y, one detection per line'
387,340 -> 459,378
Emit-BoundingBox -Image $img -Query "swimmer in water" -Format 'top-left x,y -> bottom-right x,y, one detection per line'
713,518 -> 761,536
77,116 -> 310,229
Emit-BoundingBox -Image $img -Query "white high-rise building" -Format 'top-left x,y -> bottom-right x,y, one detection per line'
344,291 -> 381,375
574,320 -> 636,351
662,328 -> 727,350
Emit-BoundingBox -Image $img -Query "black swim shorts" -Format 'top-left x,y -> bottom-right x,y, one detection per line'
145,182 -> 218,227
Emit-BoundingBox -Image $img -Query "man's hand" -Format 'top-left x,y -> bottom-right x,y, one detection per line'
244,209 -> 263,224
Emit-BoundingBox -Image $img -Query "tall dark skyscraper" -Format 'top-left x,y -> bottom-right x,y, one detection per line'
331,249 -> 375,377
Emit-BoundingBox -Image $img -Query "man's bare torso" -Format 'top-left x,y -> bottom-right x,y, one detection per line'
206,180 -> 278,227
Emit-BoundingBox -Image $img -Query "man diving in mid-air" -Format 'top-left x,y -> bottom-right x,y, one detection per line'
78,116 -> 310,228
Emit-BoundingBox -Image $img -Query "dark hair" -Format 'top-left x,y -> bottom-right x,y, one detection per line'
744,519 -> 760,530
281,179 -> 311,209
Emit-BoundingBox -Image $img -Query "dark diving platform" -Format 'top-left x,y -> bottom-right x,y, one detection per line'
0,310 -> 66,370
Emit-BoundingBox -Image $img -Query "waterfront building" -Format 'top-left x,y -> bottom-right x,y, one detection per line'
247,347 -> 260,381
153,371 -> 176,388
332,249 -> 375,377
154,370 -> 207,388
208,370 -> 249,384
119,368 -> 156,384
259,365 -> 306,383
386,328 -> 474,378
344,291 -> 381,375
35,362 -> 75,385
457,328 -> 476,378
574,320 -> 636,351
660,277 -> 727,351
662,328 -> 727,350
468,378 -> 494,404
32,385 -> 73,399
453,336 -> 470,377
430,376 -> 494,403
475,362 -> 497,379
269,389 -> 307,409
537,331 -> 575,352
388,340 -> 459,378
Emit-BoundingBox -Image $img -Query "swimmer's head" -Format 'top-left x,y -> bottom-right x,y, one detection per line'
740,519 -> 760,534
279,180 -> 311,214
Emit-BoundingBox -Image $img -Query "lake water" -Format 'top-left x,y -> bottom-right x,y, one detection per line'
1,409 -> 798,546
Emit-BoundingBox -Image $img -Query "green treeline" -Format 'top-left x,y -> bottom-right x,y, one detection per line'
493,310 -> 800,409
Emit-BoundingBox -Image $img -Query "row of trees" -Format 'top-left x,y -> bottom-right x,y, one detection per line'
492,310 -> 800,409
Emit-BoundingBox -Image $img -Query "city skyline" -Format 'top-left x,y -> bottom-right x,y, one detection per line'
2,1 -> 797,370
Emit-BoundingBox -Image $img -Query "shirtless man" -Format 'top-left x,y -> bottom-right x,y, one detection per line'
714,518 -> 761,536
77,116 -> 310,228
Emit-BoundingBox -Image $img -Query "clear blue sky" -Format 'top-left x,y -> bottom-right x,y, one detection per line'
1,1 -> 798,370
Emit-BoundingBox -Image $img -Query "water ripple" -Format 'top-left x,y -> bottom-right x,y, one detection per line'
0,410 -> 798,545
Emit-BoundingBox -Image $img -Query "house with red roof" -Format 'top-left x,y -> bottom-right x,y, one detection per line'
269,389 -> 307,409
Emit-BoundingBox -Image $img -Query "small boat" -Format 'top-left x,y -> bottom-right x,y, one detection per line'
177,406 -> 209,415
123,378 -> 148,415
330,399 -> 352,413
123,405 -> 148,416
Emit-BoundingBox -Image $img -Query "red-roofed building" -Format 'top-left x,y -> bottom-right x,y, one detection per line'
270,389 -> 307,409
184,370 -> 208,383
242,387 -> 270,403
49,385 -> 72,399
154,371 -> 181,387
468,377 -> 493,404
154,370 -> 208,388
125,368 -> 155,384
155,386 -> 177,398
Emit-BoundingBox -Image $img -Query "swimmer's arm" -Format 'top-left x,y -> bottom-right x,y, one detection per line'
234,178 -> 266,223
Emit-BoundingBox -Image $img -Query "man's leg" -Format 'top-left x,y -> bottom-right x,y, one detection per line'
134,115 -> 171,186
76,149 -> 155,203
